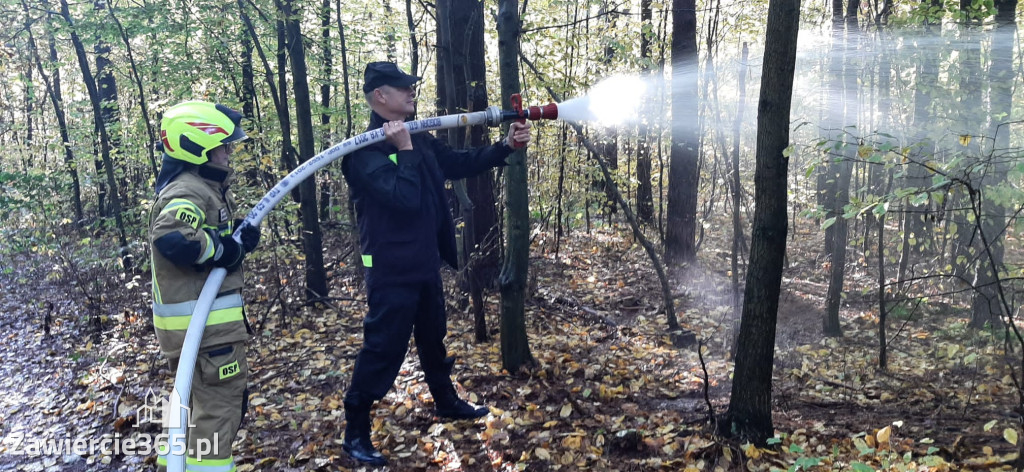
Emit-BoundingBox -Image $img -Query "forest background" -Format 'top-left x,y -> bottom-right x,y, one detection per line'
1,0 -> 1024,469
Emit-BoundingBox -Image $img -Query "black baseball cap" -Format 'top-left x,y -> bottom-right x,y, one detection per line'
362,62 -> 421,93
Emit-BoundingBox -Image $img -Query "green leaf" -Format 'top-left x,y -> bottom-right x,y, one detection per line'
851,462 -> 874,472
1004,428 -> 1018,445
766,436 -> 782,445
822,217 -> 837,230
984,419 -> 998,432
788,443 -> 804,453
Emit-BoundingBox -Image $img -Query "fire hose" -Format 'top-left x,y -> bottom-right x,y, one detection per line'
164,98 -> 556,471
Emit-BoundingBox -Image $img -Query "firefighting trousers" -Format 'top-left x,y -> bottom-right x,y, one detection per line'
158,341 -> 248,472
344,275 -> 458,408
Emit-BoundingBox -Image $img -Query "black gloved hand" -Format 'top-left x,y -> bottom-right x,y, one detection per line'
206,229 -> 244,272
234,219 -> 261,253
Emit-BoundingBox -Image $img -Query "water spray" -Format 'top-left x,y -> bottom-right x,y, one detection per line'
163,98 -> 559,472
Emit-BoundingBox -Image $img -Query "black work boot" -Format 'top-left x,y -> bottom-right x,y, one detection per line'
342,402 -> 387,466
435,398 -> 489,420
427,357 -> 489,420
432,380 -> 488,420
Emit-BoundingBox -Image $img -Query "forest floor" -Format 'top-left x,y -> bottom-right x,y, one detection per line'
0,222 -> 1020,471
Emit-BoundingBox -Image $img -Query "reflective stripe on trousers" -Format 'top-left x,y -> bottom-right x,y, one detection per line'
153,294 -> 244,331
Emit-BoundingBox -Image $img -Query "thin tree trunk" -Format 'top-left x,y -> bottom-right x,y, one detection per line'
665,0 -> 699,265
497,0 -> 536,372
824,14 -> 859,338
383,0 -> 398,61
275,11 -> 300,202
282,0 -> 329,300
105,1 -> 158,180
970,11 -> 1015,328
23,0 -> 84,225
405,0 -> 419,76
59,0 -> 127,247
730,43 -> 748,308
721,0 -> 800,446
319,0 -> 333,221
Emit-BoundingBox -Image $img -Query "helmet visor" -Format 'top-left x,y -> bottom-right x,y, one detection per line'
216,104 -> 248,144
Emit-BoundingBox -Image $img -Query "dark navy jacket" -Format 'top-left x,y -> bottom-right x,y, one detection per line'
342,111 -> 513,286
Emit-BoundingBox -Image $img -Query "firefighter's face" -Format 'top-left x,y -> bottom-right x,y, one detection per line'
376,84 -> 417,119
208,142 -> 233,167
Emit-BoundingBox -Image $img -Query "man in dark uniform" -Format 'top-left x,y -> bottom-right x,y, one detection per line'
339,61 -> 532,466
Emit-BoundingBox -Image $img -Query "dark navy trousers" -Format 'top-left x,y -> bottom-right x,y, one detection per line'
344,274 -> 457,408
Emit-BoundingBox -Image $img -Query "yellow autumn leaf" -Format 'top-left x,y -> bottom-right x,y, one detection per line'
1004,428 -> 1018,445
560,404 -> 572,418
535,447 -> 551,460
959,134 -> 971,146
876,425 -> 891,444
741,443 -> 761,459
858,145 -> 872,158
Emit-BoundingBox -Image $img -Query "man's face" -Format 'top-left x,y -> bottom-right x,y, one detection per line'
376,84 -> 417,118
207,142 -> 233,167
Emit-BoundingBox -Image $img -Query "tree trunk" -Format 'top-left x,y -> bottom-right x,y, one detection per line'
24,0 -> 84,225
335,0 -> 361,275
824,12 -> 859,338
282,0 -> 329,300
319,0 -> 333,221
597,0 -> 619,219
275,11 -> 300,204
94,0 -> 124,208
497,0 -> 536,372
665,0 -> 699,266
730,43 -> 748,308
105,1 -> 158,180
898,19 -> 938,288
437,0 -> 496,342
405,0 -> 419,76
970,10 -> 1015,328
635,0 -> 655,224
59,0 -> 127,247
383,0 -> 398,61
720,0 -> 800,446
240,20 -> 256,120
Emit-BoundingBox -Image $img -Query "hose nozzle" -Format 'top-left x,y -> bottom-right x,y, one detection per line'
506,93 -> 558,123
483,95 -> 560,127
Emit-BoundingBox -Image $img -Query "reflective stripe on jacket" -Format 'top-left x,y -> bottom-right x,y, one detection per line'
150,166 -> 247,358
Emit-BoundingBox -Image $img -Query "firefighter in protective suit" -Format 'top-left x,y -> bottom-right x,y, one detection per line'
149,101 -> 260,472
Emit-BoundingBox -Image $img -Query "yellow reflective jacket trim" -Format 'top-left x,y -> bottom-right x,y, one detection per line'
161,198 -> 206,230
157,454 -> 236,472
151,261 -> 163,304
361,254 -> 373,267
186,456 -> 236,472
388,153 -> 398,165
196,230 -> 216,264
153,294 -> 244,331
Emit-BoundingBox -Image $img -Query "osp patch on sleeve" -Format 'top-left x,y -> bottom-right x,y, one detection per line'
219,360 -> 241,380
175,207 -> 201,229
